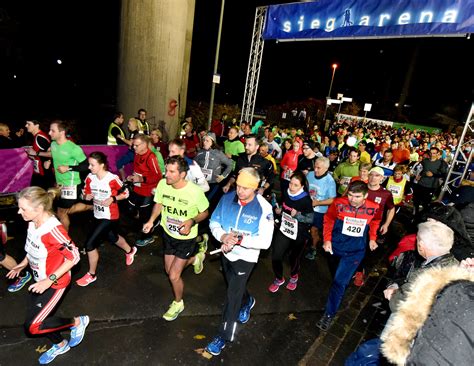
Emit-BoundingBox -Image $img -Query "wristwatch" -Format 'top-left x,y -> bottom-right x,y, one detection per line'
49,274 -> 58,284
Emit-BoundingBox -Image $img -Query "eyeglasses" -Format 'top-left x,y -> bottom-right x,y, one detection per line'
132,142 -> 144,148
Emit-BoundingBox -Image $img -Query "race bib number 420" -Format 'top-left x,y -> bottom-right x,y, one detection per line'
342,216 -> 367,237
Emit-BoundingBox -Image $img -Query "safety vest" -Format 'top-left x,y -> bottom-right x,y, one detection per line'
107,122 -> 125,145
386,176 -> 406,205
137,119 -> 150,135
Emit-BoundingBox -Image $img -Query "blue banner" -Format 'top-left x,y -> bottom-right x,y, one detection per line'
263,0 -> 474,40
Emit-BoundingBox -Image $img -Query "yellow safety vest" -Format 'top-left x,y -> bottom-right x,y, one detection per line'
386,176 -> 406,205
107,122 -> 125,145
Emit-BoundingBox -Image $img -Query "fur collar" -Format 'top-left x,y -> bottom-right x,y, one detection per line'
380,266 -> 474,365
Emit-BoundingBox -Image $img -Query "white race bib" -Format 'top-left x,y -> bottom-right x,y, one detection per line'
342,216 -> 367,237
32,159 -> 40,174
93,199 -> 107,219
280,212 -> 298,240
166,217 -> 183,235
201,168 -> 213,182
339,176 -> 351,188
388,185 -> 402,198
61,185 -> 77,200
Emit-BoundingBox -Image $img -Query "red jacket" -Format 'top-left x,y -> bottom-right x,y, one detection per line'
323,196 -> 381,252
133,149 -> 162,196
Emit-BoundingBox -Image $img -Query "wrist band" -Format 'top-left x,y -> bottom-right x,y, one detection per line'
112,196 -> 117,202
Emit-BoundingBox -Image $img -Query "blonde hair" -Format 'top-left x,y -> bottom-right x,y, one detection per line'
17,186 -> 60,213
151,129 -> 162,139
359,162 -> 372,171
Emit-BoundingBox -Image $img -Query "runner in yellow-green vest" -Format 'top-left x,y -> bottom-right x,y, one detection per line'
107,112 -> 126,145
385,165 -> 412,206
333,148 -> 360,195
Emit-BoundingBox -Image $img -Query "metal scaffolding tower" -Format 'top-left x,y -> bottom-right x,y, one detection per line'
241,6 -> 267,124
439,102 -> 474,199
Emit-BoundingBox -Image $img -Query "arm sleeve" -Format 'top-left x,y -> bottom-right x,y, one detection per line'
111,176 -> 129,199
219,151 -> 234,178
84,175 -> 92,195
295,211 -> 314,224
368,211 -> 382,241
111,126 -> 122,138
323,202 -> 338,242
144,154 -> 162,186
262,159 -> 274,186
155,150 -> 165,176
333,164 -> 342,180
36,135 -> 51,151
50,225 -> 80,265
240,198 -> 274,250
69,158 -> 89,172
274,143 -> 282,159
190,163 -> 210,192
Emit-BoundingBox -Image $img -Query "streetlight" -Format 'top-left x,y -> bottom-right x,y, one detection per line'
208,0 -> 226,130
328,63 -> 338,99
322,63 -> 338,125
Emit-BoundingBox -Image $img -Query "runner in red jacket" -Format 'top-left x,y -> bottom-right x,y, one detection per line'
317,180 -> 380,331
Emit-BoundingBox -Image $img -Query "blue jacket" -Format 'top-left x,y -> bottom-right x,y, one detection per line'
210,191 -> 274,263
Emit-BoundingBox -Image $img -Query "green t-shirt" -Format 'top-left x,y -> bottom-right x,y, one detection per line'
154,179 -> 209,239
333,161 -> 360,194
224,139 -> 245,169
150,146 -> 165,175
50,140 -> 86,186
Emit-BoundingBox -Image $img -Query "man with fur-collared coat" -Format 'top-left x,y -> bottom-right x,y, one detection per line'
381,265 -> 474,365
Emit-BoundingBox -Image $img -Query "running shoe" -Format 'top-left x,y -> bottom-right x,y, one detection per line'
268,277 -> 285,293
69,315 -> 90,347
76,273 -> 97,287
125,246 -> 138,266
135,237 -> 155,247
316,313 -> 334,331
163,300 -> 184,321
7,271 -> 32,292
38,340 -> 70,364
205,336 -> 226,356
238,296 -> 255,324
286,274 -> 299,291
198,233 -> 209,254
353,271 -> 366,287
305,248 -> 317,260
193,252 -> 205,274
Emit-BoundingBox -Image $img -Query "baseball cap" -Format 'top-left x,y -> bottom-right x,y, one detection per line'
369,167 -> 385,176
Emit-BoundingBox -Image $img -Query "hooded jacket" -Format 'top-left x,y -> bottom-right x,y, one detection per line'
381,266 -> 474,366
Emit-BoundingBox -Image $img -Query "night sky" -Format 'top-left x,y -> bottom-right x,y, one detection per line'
1,0 -> 473,139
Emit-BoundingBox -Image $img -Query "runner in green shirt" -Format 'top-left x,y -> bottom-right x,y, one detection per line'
48,121 -> 92,231
333,148 -> 360,195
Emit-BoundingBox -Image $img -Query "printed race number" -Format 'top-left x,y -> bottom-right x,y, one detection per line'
61,185 -> 77,200
280,212 -> 298,240
342,216 -> 367,237
166,217 -> 183,235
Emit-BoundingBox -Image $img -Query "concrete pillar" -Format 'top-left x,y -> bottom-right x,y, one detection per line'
118,0 -> 195,140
